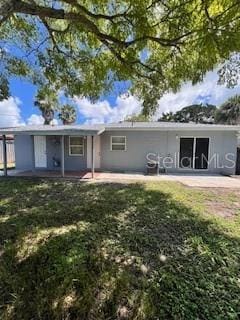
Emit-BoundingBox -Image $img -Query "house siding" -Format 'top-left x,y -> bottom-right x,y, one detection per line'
15,135 -> 87,171
14,135 -> 33,170
100,130 -> 237,175
14,130 -> 238,175
46,136 -> 87,171
166,130 -> 237,175
63,136 -> 87,171
100,131 -> 168,172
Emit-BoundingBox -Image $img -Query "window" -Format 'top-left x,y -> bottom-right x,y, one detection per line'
111,136 -> 126,151
69,136 -> 84,156
179,137 -> 209,169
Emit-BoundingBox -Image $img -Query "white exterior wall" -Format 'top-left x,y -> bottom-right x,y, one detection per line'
166,131 -> 237,175
14,130 -> 238,175
100,130 -> 238,175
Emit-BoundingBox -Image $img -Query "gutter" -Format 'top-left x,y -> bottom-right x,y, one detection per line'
104,126 -> 240,132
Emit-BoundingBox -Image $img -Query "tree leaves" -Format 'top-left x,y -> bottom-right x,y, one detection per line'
0,0 -> 240,114
215,95 -> 240,124
34,85 -> 59,124
58,104 -> 77,124
0,75 -> 10,101
159,104 -> 217,124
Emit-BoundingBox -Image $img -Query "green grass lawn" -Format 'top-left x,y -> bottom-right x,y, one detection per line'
0,179 -> 240,320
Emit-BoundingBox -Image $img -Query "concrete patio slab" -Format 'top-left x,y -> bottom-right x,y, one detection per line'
169,175 -> 240,188
95,172 -> 240,188
0,170 -> 101,179
1,169 -> 240,188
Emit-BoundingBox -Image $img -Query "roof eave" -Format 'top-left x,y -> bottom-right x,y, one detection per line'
105,126 -> 240,131
0,129 -> 104,136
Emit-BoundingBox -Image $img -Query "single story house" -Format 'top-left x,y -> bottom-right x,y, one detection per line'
0,122 -> 240,177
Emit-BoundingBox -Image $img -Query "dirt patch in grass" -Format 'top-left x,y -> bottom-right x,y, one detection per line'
190,187 -> 240,219
205,201 -> 237,218
202,188 -> 240,219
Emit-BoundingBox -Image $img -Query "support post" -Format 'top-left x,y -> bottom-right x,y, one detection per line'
91,135 -> 95,179
31,135 -> 35,172
61,135 -> 65,177
2,135 -> 7,176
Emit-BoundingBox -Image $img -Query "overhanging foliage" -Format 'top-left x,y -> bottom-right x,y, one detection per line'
0,0 -> 240,114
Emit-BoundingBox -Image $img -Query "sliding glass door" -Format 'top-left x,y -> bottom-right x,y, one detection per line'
194,138 -> 209,169
179,137 -> 209,170
179,138 -> 194,168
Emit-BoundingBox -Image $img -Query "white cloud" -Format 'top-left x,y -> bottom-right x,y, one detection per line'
27,114 -> 58,125
0,97 -> 25,128
75,94 -> 141,124
51,119 -> 58,125
75,69 -> 240,124
2,68 -> 239,128
27,114 -> 44,125
154,69 -> 240,119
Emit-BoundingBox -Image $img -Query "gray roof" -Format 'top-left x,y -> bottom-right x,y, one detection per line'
0,121 -> 240,135
105,121 -> 240,131
0,124 -> 105,135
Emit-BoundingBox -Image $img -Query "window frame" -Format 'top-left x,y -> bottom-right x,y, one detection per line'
69,136 -> 84,156
110,136 -> 127,151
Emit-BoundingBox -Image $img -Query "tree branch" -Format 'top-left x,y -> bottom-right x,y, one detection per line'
41,18 -> 59,49
61,0 -> 130,21
26,36 -> 50,57
12,1 -> 194,50
40,17 -> 89,63
0,13 -> 11,26
13,1 -> 129,47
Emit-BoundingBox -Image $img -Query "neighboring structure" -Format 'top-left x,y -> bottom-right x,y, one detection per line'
0,122 -> 240,177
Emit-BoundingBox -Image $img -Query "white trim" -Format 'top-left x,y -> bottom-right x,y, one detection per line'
87,136 -> 92,168
105,127 -> 240,132
94,135 -> 101,168
1,123 -> 240,135
69,136 -> 84,156
193,138 -> 196,169
178,136 -> 210,171
110,136 -> 127,151
87,136 -> 101,168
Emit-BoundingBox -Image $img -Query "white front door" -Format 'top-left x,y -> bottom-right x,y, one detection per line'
87,135 -> 101,169
34,136 -> 47,168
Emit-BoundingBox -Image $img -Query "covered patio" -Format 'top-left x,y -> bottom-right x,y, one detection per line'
0,124 -> 104,179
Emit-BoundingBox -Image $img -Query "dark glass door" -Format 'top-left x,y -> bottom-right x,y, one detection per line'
236,147 -> 240,175
179,138 -> 194,168
194,138 -> 209,169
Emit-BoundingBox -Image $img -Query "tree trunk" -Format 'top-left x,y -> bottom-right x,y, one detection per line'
42,109 -> 54,125
63,119 -> 74,125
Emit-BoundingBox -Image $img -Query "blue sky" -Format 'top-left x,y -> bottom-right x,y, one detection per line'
0,68 -> 240,127
10,78 -> 37,119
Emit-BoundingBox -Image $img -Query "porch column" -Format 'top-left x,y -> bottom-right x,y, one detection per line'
31,135 -> 35,172
2,135 -> 7,176
61,135 -> 65,177
91,135 -> 95,179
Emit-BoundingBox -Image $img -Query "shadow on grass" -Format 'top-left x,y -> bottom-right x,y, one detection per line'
0,179 -> 239,319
